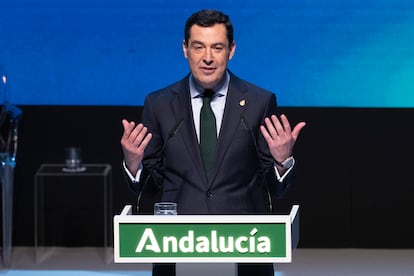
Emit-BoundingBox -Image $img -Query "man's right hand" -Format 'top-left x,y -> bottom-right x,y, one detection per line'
121,119 -> 152,176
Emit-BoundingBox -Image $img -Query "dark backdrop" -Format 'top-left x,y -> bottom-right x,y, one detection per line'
3,106 -> 414,248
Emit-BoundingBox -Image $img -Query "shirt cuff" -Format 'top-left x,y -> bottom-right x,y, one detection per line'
122,161 -> 143,182
274,157 -> 295,182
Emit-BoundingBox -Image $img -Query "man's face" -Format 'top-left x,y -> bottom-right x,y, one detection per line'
183,24 -> 235,89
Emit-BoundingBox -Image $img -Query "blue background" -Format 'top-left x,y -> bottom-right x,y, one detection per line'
1,0 -> 414,107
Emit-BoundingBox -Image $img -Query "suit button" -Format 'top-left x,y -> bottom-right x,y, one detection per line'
207,192 -> 213,197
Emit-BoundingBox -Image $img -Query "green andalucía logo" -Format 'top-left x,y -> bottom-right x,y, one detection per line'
119,223 -> 286,258
136,227 -> 270,254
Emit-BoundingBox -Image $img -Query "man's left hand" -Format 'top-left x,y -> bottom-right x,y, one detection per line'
260,114 -> 306,166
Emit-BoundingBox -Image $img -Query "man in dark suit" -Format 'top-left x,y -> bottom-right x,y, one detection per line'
121,9 -> 305,276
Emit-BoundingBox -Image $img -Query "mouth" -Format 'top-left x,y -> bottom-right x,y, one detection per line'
199,67 -> 216,74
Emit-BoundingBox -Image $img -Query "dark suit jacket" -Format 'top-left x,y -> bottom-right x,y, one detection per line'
129,71 -> 293,214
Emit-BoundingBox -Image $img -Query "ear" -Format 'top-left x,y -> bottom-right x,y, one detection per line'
229,41 -> 236,60
182,40 -> 188,59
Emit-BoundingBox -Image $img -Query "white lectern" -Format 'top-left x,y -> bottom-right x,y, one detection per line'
114,205 -> 299,276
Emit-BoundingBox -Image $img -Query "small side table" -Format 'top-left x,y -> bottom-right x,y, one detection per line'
34,164 -> 112,263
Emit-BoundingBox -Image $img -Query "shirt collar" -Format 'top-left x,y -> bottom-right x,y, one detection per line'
189,71 -> 230,99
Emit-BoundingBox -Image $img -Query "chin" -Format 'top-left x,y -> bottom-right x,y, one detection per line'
201,79 -> 220,89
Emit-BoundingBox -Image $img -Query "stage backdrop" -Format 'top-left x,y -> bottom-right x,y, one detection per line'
1,0 -> 414,107
1,0 -> 414,249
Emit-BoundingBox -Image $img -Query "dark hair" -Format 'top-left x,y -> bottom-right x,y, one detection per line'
184,10 -> 234,46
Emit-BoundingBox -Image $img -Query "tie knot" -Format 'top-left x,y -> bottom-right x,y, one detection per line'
203,89 -> 215,99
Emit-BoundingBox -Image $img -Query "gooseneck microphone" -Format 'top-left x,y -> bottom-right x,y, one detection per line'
240,116 -> 273,213
167,119 -> 184,143
136,118 -> 184,213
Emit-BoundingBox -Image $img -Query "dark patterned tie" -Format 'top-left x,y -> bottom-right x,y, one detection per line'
199,89 -> 217,176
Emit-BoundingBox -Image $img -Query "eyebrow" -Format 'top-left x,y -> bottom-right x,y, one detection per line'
190,40 -> 227,47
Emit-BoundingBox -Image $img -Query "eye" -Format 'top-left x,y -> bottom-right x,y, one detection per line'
191,44 -> 204,52
213,45 -> 224,52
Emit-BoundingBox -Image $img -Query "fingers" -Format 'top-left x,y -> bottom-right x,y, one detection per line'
122,119 -> 135,139
261,114 -> 306,143
263,114 -> 291,139
292,121 -> 306,140
263,117 -> 278,139
277,114 -> 306,141
260,125 -> 273,144
279,114 -> 292,133
121,119 -> 152,150
139,132 -> 153,151
130,124 -> 146,146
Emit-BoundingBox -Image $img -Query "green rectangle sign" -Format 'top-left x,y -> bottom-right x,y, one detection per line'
119,223 -> 286,259
114,206 -> 299,263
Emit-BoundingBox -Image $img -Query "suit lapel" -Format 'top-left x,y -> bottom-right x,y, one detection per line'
170,78 -> 208,184
208,75 -> 248,186
168,74 -> 251,188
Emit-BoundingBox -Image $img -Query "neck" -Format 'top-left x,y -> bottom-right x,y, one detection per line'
190,72 -> 228,93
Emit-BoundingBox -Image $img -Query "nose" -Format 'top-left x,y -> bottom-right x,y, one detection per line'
203,49 -> 213,65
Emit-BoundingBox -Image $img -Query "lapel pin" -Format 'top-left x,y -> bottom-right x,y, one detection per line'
239,99 -> 246,106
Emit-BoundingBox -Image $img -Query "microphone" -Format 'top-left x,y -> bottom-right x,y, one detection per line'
167,119 -> 184,144
240,116 -> 273,213
155,118 -> 184,157
241,117 -> 260,164
136,118 -> 184,213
